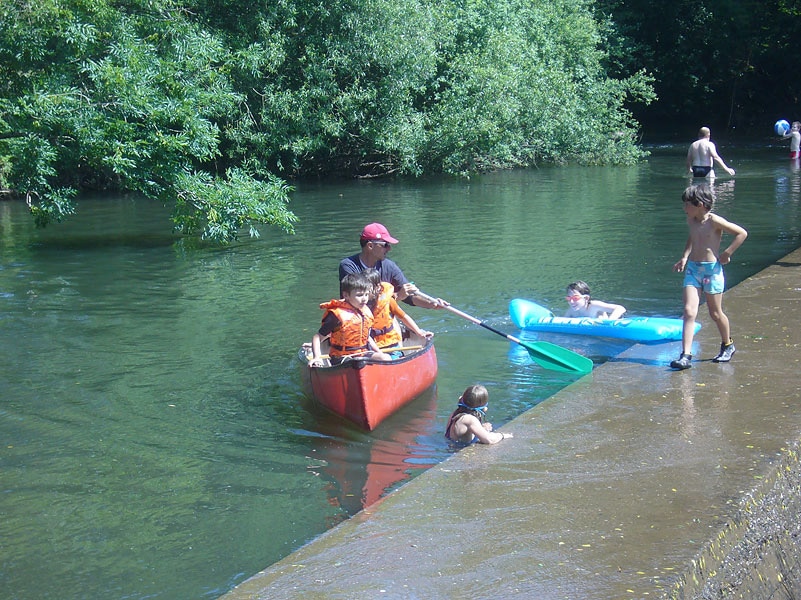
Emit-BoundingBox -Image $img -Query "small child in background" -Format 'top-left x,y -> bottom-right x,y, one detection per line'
564,281 -> 626,319
309,273 -> 391,367
445,384 -> 512,444
362,268 -> 433,351
782,121 -> 801,160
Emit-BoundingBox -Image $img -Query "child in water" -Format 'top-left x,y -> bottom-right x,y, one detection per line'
564,281 -> 626,319
445,384 -> 512,444
782,121 -> 801,160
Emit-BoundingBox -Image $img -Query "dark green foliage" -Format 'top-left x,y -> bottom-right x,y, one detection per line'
0,0 -> 295,242
0,0 -> 655,241
595,0 -> 801,132
423,0 -> 654,172
174,169 -> 296,242
213,0 -> 653,176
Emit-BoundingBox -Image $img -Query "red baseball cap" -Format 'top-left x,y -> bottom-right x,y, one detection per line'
360,222 -> 399,244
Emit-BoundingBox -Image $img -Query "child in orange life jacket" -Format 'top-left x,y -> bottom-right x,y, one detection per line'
309,273 -> 392,367
362,268 -> 433,352
445,384 -> 512,444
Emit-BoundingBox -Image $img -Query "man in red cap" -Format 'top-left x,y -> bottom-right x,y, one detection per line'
339,222 -> 446,309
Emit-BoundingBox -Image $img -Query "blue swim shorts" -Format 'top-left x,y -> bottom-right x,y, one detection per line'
683,260 -> 725,294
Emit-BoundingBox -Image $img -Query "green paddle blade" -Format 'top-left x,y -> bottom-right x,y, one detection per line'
521,339 -> 594,374
413,291 -> 593,374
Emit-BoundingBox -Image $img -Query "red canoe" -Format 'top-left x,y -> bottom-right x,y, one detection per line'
298,333 -> 438,430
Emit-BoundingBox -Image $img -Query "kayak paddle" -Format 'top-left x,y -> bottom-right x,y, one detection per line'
414,291 -> 593,374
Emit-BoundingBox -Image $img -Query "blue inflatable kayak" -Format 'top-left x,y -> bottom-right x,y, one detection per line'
509,298 -> 699,343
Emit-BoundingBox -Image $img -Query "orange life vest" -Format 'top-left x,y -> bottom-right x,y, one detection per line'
370,282 -> 403,348
320,299 -> 374,357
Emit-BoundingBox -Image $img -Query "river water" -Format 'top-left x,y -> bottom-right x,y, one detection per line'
1,143 -> 799,599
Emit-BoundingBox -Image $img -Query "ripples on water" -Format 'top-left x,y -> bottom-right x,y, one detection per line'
1,147 -> 800,598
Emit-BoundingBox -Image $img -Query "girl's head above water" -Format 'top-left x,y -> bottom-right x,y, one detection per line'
458,384 -> 489,410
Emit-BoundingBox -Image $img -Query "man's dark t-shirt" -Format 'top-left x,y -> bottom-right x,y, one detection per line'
339,254 -> 413,304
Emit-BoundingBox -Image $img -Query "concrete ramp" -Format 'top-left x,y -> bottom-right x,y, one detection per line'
222,248 -> 801,600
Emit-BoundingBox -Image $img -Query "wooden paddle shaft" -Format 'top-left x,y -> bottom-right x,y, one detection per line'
412,290 -> 592,373
415,292 -> 521,343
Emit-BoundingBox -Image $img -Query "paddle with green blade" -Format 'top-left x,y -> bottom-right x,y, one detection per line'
414,291 -> 593,374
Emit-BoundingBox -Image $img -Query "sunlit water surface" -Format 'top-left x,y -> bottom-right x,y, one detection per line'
1,144 -> 800,599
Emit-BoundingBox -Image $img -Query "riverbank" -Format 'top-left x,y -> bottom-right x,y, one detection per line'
666,440 -> 801,598
222,247 -> 801,600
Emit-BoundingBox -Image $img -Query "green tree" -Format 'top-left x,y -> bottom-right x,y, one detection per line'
595,0 -> 801,132
207,0 -> 653,176
424,0 -> 654,173
0,0 -> 655,241
195,0 -> 442,178
0,0 -> 296,243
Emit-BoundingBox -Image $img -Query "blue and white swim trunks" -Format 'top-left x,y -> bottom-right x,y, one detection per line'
683,260 -> 725,294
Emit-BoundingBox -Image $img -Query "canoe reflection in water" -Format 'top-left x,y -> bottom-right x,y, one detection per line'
301,388 -> 440,517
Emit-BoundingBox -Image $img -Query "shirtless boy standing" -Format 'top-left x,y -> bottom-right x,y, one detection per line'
687,126 -> 736,179
670,185 -> 748,370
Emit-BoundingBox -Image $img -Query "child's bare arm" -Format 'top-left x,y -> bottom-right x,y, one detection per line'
471,420 -> 513,444
310,333 -> 324,366
392,298 -> 434,339
607,304 -> 626,319
673,237 -> 692,272
592,300 -> 627,319
714,216 -> 748,264
400,313 -> 433,339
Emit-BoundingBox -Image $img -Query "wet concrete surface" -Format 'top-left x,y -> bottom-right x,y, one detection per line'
222,248 -> 801,600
